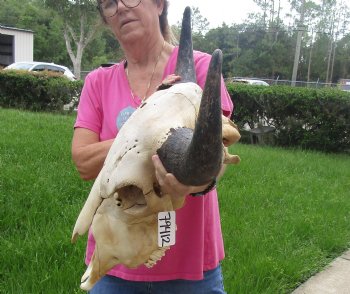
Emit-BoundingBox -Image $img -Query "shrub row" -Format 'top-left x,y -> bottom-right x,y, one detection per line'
0,70 -> 83,112
227,83 -> 350,153
1,70 -> 349,152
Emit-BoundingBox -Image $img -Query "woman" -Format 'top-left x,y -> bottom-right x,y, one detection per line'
72,0 -> 233,292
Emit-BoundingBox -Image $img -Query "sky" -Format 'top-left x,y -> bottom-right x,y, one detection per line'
167,0 -> 292,29
167,0 -> 261,28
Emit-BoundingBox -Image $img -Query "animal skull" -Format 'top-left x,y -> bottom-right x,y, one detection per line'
71,7 -> 240,291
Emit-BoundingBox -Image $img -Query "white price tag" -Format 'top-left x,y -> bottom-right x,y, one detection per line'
158,211 -> 176,247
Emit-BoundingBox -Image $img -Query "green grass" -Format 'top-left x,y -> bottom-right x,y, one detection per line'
220,144 -> 350,293
1,108 -> 349,293
0,109 -> 91,293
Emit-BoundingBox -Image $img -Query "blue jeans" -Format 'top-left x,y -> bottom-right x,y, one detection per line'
89,265 -> 226,294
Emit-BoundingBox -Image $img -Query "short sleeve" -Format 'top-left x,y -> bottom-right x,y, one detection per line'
74,72 -> 103,135
193,51 -> 234,118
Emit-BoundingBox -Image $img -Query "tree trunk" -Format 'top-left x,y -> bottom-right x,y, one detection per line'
330,42 -> 337,83
291,0 -> 305,87
307,31 -> 314,84
325,39 -> 333,84
63,14 -> 100,80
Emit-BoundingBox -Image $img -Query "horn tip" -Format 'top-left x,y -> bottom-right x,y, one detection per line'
212,49 -> 223,61
184,6 -> 191,15
182,7 -> 191,25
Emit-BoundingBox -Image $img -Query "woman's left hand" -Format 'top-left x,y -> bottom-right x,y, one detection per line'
156,74 -> 181,90
152,155 -> 210,198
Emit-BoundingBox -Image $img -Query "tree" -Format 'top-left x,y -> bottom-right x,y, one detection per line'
291,0 -> 306,86
334,33 -> 350,79
43,0 -> 102,79
191,7 -> 210,34
205,24 -> 240,76
2,0 -> 349,82
252,0 -> 286,31
0,0 -> 70,65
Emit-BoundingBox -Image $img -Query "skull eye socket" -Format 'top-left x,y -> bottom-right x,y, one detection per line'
117,185 -> 146,206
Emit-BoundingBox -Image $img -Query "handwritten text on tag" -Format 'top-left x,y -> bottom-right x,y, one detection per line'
158,211 -> 176,247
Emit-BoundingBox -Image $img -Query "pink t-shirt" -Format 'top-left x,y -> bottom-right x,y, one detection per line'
74,47 -> 233,282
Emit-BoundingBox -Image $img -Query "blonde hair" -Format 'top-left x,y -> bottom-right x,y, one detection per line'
157,0 -> 177,45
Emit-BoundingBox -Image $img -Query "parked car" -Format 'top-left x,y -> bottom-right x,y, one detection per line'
228,78 -> 269,86
4,61 -> 76,81
338,79 -> 350,92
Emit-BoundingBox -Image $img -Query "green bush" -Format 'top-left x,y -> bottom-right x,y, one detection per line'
0,70 -> 83,112
228,84 -> 350,153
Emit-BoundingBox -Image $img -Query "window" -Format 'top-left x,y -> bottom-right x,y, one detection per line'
46,65 -> 65,73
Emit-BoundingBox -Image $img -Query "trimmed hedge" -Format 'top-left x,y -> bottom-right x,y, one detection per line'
0,70 -> 83,112
1,70 -> 349,153
228,83 -> 350,153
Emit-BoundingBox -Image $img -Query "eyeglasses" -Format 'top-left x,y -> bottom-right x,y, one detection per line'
98,0 -> 142,18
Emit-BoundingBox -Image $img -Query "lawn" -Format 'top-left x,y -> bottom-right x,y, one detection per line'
1,108 -> 349,293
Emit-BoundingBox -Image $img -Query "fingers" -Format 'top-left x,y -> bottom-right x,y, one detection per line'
156,74 -> 181,90
164,173 -> 180,189
152,155 -> 214,197
163,74 -> 181,84
152,155 -> 190,197
152,155 -> 179,186
152,154 -> 167,185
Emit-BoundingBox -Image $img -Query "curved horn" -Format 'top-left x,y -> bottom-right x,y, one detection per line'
157,49 -> 223,186
175,6 -> 196,84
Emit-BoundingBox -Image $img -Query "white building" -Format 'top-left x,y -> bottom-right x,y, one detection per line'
0,25 -> 34,67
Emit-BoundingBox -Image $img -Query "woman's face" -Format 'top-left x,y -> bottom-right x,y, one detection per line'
104,0 -> 164,45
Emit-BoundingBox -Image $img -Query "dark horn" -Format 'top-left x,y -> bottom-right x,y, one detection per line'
157,50 -> 223,186
184,49 -> 223,183
175,6 -> 196,84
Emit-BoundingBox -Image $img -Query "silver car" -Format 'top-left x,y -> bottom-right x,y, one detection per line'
5,61 -> 76,81
229,78 -> 269,86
